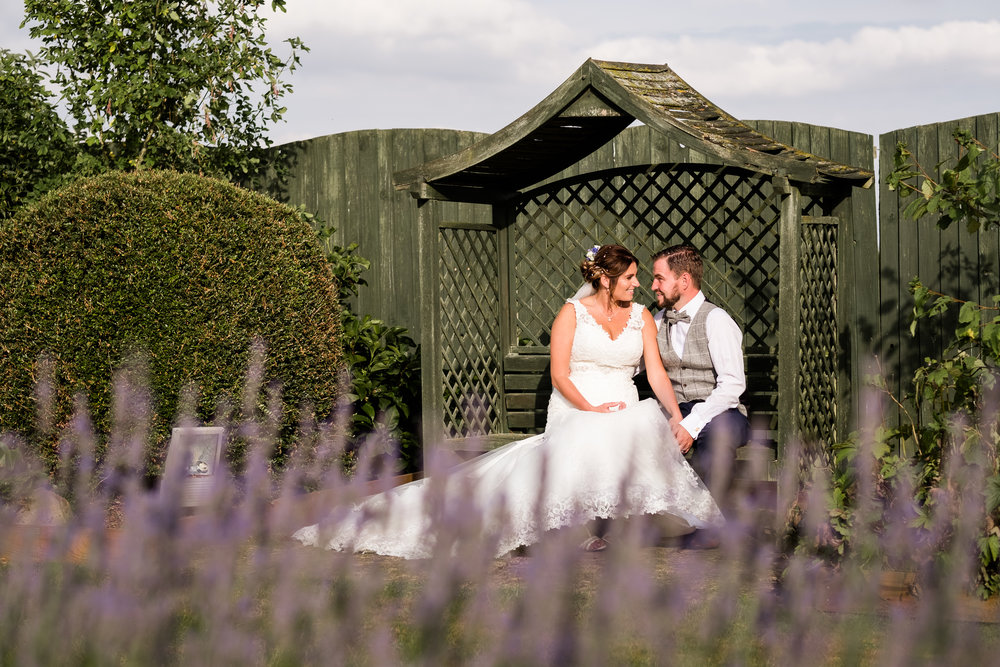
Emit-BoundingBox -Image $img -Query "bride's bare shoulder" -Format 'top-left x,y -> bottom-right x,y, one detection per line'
552,301 -> 579,335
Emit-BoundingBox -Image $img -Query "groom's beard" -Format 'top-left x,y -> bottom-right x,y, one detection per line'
655,292 -> 678,310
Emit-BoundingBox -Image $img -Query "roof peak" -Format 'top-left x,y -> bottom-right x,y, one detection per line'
394,58 -> 873,202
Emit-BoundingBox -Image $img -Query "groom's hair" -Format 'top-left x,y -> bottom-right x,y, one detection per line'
653,245 -> 703,288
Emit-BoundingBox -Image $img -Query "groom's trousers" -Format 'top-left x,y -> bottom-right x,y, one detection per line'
678,401 -> 750,497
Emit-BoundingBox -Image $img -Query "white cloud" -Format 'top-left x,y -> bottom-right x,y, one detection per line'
8,0 -> 998,141
268,0 -> 569,61
588,20 -> 1000,97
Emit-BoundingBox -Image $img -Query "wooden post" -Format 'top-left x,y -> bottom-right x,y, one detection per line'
417,198 -> 444,452
495,204 -> 513,432
775,176 -> 801,459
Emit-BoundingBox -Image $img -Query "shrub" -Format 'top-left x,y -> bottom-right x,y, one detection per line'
0,170 -> 344,475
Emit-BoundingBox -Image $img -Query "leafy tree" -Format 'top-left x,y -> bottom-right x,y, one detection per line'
0,49 -> 76,219
21,0 -> 305,182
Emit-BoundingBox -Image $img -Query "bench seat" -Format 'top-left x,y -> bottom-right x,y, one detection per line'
443,349 -> 780,481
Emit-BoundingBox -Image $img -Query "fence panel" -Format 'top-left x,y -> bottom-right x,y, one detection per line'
877,112 -> 1000,407
271,129 -> 491,339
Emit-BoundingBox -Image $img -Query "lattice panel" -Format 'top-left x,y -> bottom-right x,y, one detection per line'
799,218 -> 838,462
511,165 -> 781,354
438,227 -> 503,437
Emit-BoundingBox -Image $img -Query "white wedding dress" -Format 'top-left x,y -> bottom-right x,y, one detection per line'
293,299 -> 723,558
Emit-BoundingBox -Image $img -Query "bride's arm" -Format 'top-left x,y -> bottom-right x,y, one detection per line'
640,309 -> 682,420
550,303 -> 623,413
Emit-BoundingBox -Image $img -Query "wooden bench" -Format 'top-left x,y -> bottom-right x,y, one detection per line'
445,349 -> 779,482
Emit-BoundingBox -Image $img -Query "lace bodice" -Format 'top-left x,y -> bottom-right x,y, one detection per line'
547,299 -> 646,418
568,299 -> 645,376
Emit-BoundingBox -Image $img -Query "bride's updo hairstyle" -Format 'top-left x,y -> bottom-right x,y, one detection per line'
580,244 -> 638,291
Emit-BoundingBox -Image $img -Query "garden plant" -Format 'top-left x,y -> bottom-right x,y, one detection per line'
0,48 -> 75,220
818,129 -> 1000,598
20,0 -> 305,184
2,359 -> 999,664
0,170 -> 345,478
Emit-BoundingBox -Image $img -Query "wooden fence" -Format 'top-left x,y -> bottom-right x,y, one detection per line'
269,115 -> 1000,446
271,129 -> 491,338
272,123 -> 876,333
877,111 -> 1000,410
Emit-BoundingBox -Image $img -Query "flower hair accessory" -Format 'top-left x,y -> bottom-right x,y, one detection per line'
585,245 -> 600,261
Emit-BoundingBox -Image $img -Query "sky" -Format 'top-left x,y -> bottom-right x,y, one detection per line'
5,1 -> 1000,147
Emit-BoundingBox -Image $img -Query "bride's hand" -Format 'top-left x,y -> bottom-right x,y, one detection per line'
670,418 -> 694,453
593,401 -> 626,413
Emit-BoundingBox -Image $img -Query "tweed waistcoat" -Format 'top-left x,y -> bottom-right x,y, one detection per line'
657,302 -> 718,403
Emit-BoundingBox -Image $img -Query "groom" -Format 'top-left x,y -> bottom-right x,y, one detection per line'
651,244 -> 750,507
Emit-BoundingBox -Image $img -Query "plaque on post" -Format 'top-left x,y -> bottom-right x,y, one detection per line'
164,426 -> 225,508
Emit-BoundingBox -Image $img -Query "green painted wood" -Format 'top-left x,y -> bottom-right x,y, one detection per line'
418,199 -> 444,449
504,375 -> 552,391
506,393 -> 549,410
917,123 -> 944,363
897,126 -> 923,390
745,122 -> 878,445
504,354 -> 550,372
382,131 -> 408,327
776,179 -> 802,456
270,128 -> 493,339
875,112 -> 1000,435
507,412 -> 547,429
616,123 -> 651,167
809,125 -> 832,171
268,121 -> 875,456
949,118 -> 975,314
831,195 -> 855,440
878,128 -> 904,411
350,131 -> 381,317
395,61 -> 869,203
976,115 -> 1000,303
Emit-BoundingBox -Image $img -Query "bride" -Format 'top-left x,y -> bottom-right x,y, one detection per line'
293,244 -> 723,558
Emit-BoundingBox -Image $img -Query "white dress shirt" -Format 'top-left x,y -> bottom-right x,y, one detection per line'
653,291 -> 746,438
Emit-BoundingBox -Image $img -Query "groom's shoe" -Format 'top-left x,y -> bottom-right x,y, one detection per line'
680,529 -> 720,550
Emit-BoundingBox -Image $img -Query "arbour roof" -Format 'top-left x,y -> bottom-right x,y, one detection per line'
394,59 -> 874,204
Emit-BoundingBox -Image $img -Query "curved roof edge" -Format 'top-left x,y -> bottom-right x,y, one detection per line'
394,59 -> 873,203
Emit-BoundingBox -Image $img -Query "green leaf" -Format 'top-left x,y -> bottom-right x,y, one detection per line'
921,178 -> 935,199
986,475 -> 1000,514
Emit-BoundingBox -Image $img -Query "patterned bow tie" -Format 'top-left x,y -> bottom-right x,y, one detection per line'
664,310 -> 690,325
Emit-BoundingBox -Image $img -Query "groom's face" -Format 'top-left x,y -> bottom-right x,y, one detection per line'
651,257 -> 683,309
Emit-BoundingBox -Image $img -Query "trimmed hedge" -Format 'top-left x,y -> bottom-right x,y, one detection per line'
0,170 -> 344,474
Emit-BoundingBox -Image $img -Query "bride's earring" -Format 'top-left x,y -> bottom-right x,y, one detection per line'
599,276 -> 615,320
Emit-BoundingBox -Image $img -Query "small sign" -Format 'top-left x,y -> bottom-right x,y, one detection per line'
164,426 -> 225,508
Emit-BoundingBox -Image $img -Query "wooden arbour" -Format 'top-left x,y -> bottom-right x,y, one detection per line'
393,59 -> 874,463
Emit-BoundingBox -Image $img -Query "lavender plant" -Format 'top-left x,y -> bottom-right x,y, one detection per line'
2,361 -> 1000,665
